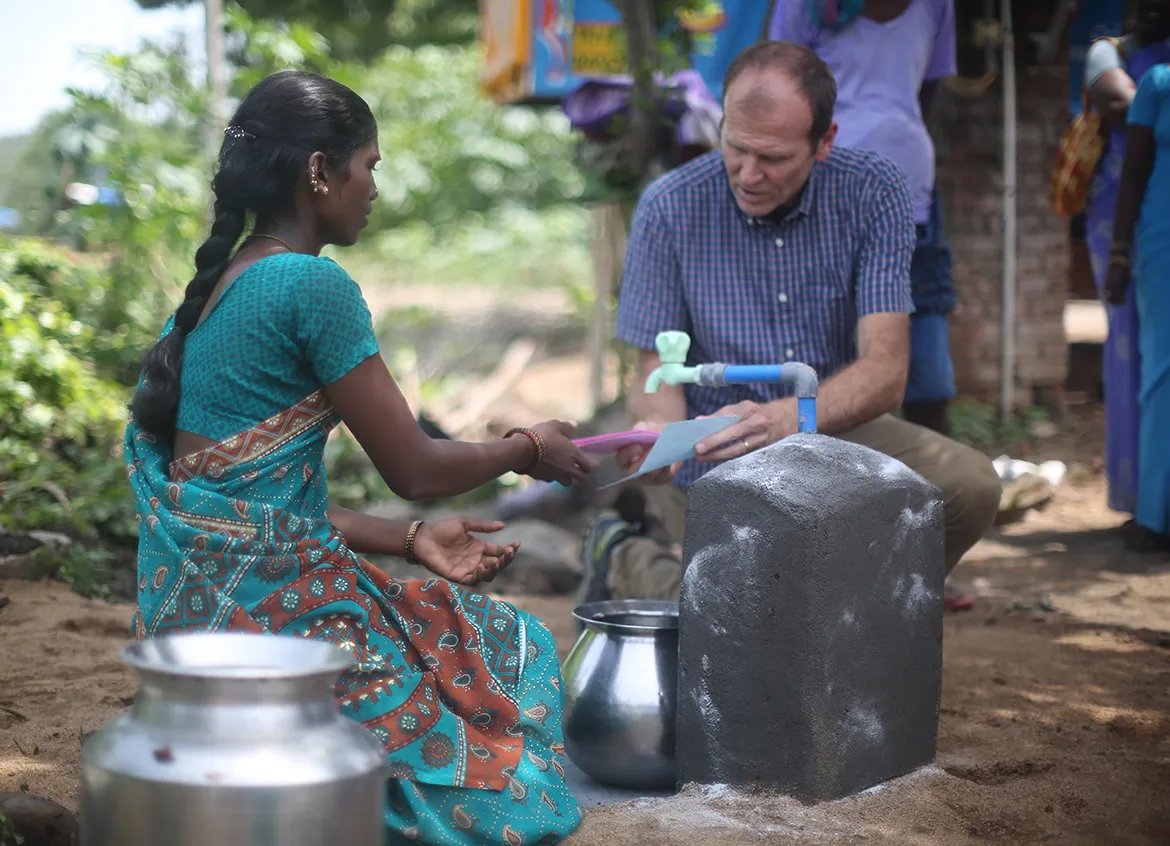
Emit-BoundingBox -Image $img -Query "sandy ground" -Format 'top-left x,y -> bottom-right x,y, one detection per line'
2,468 -> 1168,844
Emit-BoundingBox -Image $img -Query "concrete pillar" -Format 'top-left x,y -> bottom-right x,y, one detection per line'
675,434 -> 945,801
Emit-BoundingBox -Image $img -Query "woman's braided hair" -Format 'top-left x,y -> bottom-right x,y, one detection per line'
129,70 -> 376,439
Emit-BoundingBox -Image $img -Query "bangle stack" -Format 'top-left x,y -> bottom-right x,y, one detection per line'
504,427 -> 546,472
404,520 -> 424,566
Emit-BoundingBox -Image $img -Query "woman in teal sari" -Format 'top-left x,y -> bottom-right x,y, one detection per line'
124,70 -> 596,844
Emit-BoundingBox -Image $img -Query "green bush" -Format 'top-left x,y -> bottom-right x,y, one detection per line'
0,237 -> 137,545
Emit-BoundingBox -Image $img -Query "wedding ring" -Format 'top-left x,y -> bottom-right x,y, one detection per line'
742,438 -> 751,452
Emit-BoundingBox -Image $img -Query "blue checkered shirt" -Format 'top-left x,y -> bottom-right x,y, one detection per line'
615,147 -> 916,489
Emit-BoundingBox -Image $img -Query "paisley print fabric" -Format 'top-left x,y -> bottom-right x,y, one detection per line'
124,388 -> 583,844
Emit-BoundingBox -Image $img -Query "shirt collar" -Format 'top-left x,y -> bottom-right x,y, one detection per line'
735,161 -> 820,228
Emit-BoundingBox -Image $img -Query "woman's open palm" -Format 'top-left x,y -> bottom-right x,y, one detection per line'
413,519 -> 519,587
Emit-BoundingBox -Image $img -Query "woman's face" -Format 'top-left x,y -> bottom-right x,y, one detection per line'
317,140 -> 380,247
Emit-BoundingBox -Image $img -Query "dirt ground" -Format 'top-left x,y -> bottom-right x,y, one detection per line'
2,469 -> 1168,844
2,329 -> 1168,846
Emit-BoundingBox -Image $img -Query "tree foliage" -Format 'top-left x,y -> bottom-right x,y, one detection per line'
0,6 -> 588,592
136,0 -> 478,57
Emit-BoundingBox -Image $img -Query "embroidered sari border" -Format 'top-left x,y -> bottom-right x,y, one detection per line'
170,390 -> 335,482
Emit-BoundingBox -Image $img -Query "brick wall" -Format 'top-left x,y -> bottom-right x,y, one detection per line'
929,66 -> 1070,408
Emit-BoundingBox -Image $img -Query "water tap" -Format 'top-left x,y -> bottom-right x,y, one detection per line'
643,331 -> 821,434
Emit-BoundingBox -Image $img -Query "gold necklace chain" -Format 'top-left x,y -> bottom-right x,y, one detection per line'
248,233 -> 298,253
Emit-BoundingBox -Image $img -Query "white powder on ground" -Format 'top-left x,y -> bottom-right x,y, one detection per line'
572,766 -> 952,844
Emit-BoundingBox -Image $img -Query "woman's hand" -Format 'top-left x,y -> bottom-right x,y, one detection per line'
615,421 -> 679,486
412,519 -> 519,587
1104,259 -> 1131,306
524,420 -> 598,485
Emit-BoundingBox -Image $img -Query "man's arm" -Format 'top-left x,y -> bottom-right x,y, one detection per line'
693,313 -> 909,462
777,312 -> 909,433
696,170 -> 915,462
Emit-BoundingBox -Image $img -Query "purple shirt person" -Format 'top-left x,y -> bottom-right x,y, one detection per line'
770,0 -> 959,442
768,0 -> 956,225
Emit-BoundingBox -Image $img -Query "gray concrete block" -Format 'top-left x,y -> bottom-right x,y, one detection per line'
675,433 -> 945,802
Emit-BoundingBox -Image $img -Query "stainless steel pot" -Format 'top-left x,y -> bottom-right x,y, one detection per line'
80,632 -> 386,846
561,600 -> 678,790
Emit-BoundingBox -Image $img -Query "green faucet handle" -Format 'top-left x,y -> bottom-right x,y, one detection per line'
655,331 -> 691,364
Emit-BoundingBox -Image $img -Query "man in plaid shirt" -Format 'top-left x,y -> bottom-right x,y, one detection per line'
581,41 -> 1001,606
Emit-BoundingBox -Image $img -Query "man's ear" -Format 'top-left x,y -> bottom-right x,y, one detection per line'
814,121 -> 838,162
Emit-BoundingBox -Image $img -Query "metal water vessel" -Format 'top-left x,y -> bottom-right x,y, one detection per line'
80,631 -> 386,846
561,600 -> 679,789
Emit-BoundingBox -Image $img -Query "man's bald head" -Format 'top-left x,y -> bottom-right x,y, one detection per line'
722,41 -> 837,144
718,42 -> 839,217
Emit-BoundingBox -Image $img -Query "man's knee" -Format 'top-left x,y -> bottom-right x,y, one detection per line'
944,441 -> 1002,523
931,439 -> 1002,569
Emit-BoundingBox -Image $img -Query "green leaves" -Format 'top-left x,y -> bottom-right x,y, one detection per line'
0,238 -> 134,544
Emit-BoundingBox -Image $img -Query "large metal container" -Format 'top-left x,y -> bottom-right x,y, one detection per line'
561,600 -> 678,790
80,631 -> 386,846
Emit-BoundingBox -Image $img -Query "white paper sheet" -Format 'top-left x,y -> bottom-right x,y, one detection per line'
600,416 -> 741,489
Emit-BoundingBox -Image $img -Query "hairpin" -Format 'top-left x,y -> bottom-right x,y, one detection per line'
223,126 -> 256,141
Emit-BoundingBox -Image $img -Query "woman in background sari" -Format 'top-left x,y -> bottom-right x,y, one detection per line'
1083,0 -> 1170,527
125,70 -> 596,844
1106,55 -> 1170,551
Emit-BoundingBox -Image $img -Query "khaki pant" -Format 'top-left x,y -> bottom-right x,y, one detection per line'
607,414 -> 1003,602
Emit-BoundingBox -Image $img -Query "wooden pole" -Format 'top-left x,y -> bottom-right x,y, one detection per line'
205,0 -> 227,220
587,203 -> 628,414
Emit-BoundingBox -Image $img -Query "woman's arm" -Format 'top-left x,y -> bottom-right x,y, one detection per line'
327,504 -> 412,556
1109,65 -> 1163,257
1105,66 -> 1164,304
328,505 -> 519,586
1085,39 -> 1135,127
326,355 -> 590,501
1110,123 -> 1156,254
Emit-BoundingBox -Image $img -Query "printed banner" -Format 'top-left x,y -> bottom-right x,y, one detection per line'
478,0 -> 771,104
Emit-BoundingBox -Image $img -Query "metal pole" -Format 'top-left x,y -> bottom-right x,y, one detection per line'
999,0 -> 1018,421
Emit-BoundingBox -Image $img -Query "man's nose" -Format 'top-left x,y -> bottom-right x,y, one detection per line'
740,157 -> 764,185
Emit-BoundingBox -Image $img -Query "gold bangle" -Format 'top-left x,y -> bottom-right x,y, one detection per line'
404,520 -> 424,565
504,427 -> 546,472
1110,254 -> 1130,266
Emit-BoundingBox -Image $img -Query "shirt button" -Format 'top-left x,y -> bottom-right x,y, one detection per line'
778,293 -> 789,303
775,238 -> 784,247
786,348 -> 795,359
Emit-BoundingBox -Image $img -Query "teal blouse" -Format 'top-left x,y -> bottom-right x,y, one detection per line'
176,253 -> 380,440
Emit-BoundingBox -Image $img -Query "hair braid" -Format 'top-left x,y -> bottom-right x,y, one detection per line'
128,202 -> 245,438
128,69 -> 377,442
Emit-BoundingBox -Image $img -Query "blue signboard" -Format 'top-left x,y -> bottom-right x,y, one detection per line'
489,0 -> 772,104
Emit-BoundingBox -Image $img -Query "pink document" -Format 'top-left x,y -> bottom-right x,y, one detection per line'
572,430 -> 660,454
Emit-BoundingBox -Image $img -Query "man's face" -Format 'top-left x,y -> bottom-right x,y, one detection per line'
720,69 -> 836,217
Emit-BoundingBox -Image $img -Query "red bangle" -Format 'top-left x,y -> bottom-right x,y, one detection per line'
504,427 -> 545,472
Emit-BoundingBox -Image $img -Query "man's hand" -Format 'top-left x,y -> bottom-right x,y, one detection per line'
693,399 -> 798,463
615,421 -> 681,486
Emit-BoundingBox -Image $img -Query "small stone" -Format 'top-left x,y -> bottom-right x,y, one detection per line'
0,792 -> 79,846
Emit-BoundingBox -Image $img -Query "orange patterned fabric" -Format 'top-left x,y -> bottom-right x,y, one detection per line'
1050,37 -> 1118,218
